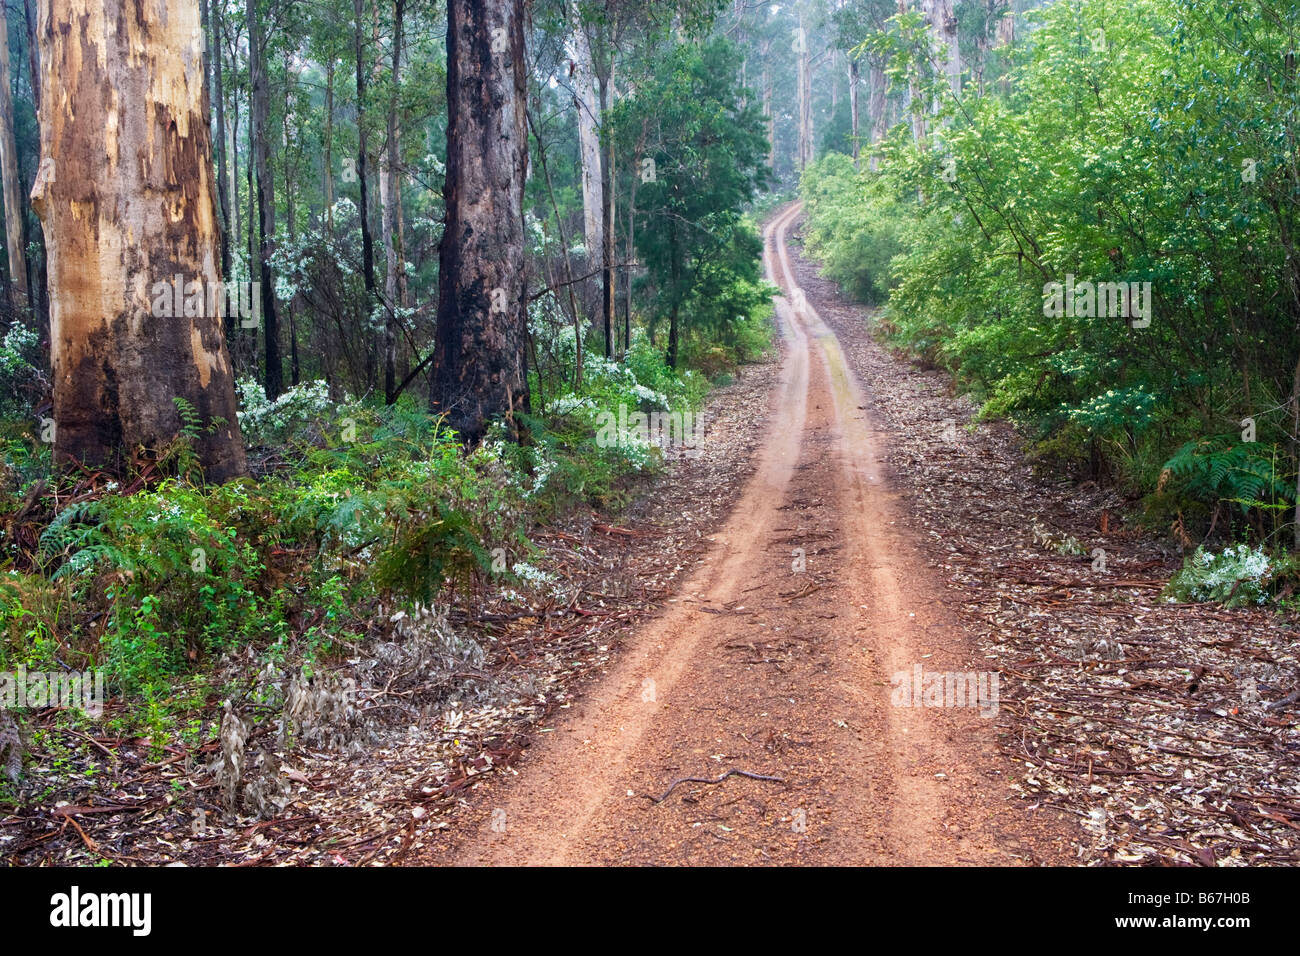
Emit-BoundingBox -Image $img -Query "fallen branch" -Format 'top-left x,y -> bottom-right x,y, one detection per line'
643,768 -> 785,805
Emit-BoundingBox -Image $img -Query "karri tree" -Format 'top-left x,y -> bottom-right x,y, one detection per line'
32,0 -> 246,481
429,0 -> 530,443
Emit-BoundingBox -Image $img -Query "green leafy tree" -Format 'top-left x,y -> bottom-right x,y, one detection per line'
619,38 -> 770,368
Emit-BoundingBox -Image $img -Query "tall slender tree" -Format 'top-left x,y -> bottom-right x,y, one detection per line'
248,0 -> 281,397
353,0 -> 378,392
0,0 -> 28,306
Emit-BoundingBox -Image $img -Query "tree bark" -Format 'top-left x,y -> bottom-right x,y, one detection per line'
762,61 -> 773,168
210,0 -> 232,307
381,0 -> 405,403
868,59 -> 887,171
570,7 -> 602,272
22,0 -> 37,106
848,55 -> 860,168
31,0 -> 246,481
429,0 -> 529,444
995,0 -> 1014,48
600,70 -> 615,357
21,0 -> 43,319
354,0 -> 378,390
624,120 -> 646,360
924,0 -> 961,100
902,0 -> 926,149
797,14 -> 812,170
248,0 -> 281,398
324,56 -> 335,235
0,0 -> 29,305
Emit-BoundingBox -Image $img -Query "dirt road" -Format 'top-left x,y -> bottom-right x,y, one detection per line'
444,203 -> 1061,865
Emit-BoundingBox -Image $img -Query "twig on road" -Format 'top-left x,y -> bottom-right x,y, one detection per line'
642,769 -> 786,805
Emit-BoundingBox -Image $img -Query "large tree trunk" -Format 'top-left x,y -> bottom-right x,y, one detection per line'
429,0 -> 529,444
32,0 -> 246,481
995,0 -> 1014,48
924,0 -> 961,100
0,0 -> 29,306
248,0 -> 281,398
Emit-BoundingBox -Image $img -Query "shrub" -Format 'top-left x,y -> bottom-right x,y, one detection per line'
1164,545 -> 1293,607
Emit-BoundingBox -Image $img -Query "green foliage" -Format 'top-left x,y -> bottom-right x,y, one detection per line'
801,153 -> 905,304
0,322 -> 43,421
616,37 -> 772,367
1161,440 -> 1294,517
7,392 -> 556,698
1165,544 -> 1294,607
800,0 -> 1300,542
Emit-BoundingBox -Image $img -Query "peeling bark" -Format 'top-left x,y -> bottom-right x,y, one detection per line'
32,0 -> 246,481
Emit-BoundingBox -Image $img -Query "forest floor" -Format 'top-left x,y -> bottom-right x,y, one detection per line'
5,204 -> 1297,866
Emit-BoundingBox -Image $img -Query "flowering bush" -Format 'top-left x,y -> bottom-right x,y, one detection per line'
236,377 -> 336,446
0,322 -> 44,418
1165,544 -> 1285,607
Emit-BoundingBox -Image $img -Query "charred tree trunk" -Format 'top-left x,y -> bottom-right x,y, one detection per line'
32,0 -> 246,481
429,0 -> 529,444
248,0 -> 280,398
210,0 -> 231,307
